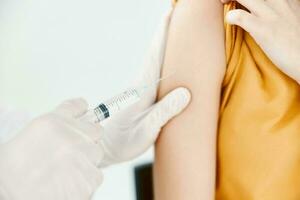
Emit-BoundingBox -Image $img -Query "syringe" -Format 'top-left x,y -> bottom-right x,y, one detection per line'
81,87 -> 146,123
81,73 -> 175,123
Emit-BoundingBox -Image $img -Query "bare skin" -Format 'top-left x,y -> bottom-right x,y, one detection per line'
154,0 -> 226,199
223,0 -> 300,83
154,0 -> 300,199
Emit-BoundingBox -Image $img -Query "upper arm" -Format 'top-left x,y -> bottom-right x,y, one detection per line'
154,1 -> 225,199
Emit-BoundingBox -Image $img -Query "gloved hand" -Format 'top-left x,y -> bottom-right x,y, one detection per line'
0,98 -> 104,200
96,9 -> 191,167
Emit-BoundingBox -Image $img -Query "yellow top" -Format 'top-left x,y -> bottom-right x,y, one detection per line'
173,1 -> 300,199
218,3 -> 300,199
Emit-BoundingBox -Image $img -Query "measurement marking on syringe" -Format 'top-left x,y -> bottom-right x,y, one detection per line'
82,73 -> 176,123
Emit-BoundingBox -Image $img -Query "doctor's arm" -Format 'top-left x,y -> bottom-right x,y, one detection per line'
154,0 -> 225,199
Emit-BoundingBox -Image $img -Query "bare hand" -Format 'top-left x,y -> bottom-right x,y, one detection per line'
222,0 -> 300,83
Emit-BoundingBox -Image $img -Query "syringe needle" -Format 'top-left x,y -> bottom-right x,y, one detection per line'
81,71 -> 177,123
142,71 -> 177,90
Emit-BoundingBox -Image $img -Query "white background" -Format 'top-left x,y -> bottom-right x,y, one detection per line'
0,0 -> 170,199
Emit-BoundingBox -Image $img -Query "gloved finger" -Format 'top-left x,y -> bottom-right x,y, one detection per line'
139,87 -> 191,136
73,120 -> 104,144
64,154 -> 103,199
54,98 -> 89,118
76,141 -> 105,167
76,152 -> 104,188
77,155 -> 104,192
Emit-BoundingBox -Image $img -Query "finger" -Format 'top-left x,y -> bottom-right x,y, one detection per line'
74,120 -> 104,143
222,0 -> 269,16
76,142 -> 105,168
226,9 -> 262,36
78,160 -> 103,197
66,154 -> 103,199
140,87 -> 191,135
54,98 -> 89,118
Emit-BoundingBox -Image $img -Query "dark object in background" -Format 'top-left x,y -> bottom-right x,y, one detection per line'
134,163 -> 153,200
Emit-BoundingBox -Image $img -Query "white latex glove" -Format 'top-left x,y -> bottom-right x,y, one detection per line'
0,106 -> 32,143
0,98 -> 104,200
97,9 -> 191,167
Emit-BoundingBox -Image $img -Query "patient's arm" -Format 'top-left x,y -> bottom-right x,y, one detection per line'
154,0 -> 225,199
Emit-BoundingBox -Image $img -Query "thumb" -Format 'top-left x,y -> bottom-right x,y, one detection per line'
140,87 -> 191,134
54,98 -> 89,118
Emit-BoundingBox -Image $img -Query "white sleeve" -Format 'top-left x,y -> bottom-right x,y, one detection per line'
0,106 -> 32,144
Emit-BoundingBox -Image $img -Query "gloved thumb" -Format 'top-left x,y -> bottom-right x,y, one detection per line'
54,98 -> 89,118
141,87 -> 191,134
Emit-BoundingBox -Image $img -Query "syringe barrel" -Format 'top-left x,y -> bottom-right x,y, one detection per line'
85,88 -> 142,123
